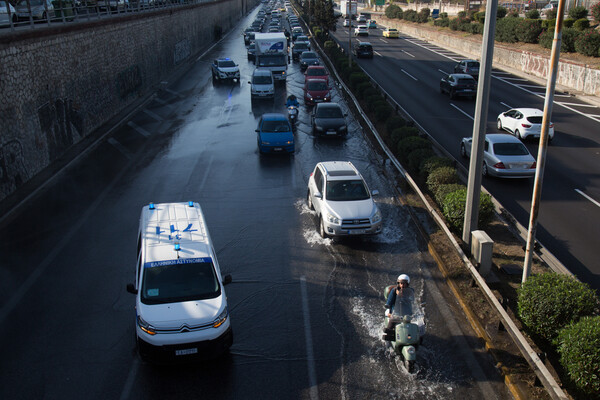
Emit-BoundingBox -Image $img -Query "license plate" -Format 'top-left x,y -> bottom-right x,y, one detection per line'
175,348 -> 198,356
349,229 -> 365,234
273,147 -> 283,151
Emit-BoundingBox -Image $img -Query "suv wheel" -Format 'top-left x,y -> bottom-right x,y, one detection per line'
319,217 -> 328,238
307,190 -> 314,210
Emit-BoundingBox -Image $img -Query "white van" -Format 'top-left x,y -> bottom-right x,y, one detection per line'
126,201 -> 232,362
249,68 -> 275,99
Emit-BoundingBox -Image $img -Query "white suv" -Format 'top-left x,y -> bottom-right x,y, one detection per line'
307,161 -> 382,238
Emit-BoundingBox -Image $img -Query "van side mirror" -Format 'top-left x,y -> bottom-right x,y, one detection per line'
126,283 -> 138,294
223,274 -> 232,285
372,190 -> 380,196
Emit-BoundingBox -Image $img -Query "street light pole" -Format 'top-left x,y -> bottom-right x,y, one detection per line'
522,0 -> 566,283
461,0 -> 498,246
348,0 -> 352,65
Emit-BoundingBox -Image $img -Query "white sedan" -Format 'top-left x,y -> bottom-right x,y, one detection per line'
354,25 -> 369,36
460,133 -> 537,178
497,108 -> 554,142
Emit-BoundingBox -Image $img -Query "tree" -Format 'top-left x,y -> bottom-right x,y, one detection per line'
310,0 -> 338,33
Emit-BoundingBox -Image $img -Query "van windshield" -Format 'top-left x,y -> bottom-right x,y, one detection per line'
141,258 -> 220,304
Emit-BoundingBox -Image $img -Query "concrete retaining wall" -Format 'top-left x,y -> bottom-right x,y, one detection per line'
379,17 -> 600,98
0,0 -> 258,204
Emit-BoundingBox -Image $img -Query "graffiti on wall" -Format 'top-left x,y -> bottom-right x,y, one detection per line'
0,140 -> 28,199
38,99 -> 85,163
174,39 -> 191,65
116,65 -> 142,99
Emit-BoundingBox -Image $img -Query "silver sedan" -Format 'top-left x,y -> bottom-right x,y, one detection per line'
460,133 -> 537,178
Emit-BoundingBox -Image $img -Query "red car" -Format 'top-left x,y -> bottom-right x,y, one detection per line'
303,79 -> 331,106
304,66 -> 329,84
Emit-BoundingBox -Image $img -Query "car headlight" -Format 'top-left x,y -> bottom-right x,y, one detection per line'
326,212 -> 340,225
315,126 -> 324,131
372,209 -> 382,223
339,125 -> 347,132
213,308 -> 228,328
137,315 -> 156,335
261,140 -> 271,145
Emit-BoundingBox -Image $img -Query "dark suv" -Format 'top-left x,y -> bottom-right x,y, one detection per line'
353,41 -> 373,59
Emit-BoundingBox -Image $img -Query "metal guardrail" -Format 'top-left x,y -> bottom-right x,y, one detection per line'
0,0 -> 218,32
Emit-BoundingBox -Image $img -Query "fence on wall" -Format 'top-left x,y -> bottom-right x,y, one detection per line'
0,0 -> 219,32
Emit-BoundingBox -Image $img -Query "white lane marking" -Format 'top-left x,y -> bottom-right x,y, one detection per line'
379,38 -> 388,43
438,68 -> 449,75
153,97 -> 175,109
575,189 -> 600,208
300,276 -> 319,400
142,109 -> 163,121
403,36 -> 600,123
402,69 -> 418,81
127,121 -> 151,138
165,88 -> 183,98
451,103 -> 474,120
500,102 -> 512,109
375,51 -> 383,57
401,49 -> 415,58
119,357 -> 140,400
108,138 -> 132,159
559,102 -> 598,108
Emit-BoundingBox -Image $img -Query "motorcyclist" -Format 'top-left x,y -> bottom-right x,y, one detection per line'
286,94 -> 300,108
383,274 -> 415,340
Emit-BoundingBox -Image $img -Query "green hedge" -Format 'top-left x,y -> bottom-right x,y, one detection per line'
568,5 -> 588,20
517,273 -> 599,342
434,183 -> 465,205
397,136 -> 430,163
385,116 -> 406,133
539,27 -> 578,52
385,4 -> 402,19
426,166 -> 459,194
495,17 -> 519,43
389,126 -> 419,150
573,18 -> 590,31
556,316 -> 600,397
407,148 -> 435,173
515,19 -> 542,44
420,156 -> 454,182
374,101 -> 393,122
441,188 -> 494,232
575,29 -> 600,57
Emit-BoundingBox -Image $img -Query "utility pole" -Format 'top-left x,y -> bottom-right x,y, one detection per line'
461,0 -> 498,246
522,0 -> 566,283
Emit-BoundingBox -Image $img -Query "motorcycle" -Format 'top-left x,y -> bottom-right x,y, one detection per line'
383,285 -> 422,373
287,105 -> 298,127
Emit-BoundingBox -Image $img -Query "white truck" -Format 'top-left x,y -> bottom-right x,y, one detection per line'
254,32 -> 289,82
340,0 -> 357,19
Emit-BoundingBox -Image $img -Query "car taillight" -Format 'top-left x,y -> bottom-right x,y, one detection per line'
521,123 -> 532,128
493,162 -> 506,169
530,162 -> 537,169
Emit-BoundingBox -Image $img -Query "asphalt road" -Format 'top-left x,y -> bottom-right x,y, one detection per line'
332,21 -> 600,291
0,6 -> 512,400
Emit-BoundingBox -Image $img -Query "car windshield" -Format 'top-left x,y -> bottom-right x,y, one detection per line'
326,180 -> 370,201
218,60 -> 236,67
493,142 -> 530,156
262,120 -> 291,132
316,106 -> 343,118
253,75 -> 272,84
141,259 -> 220,305
257,54 -> 286,66
295,43 -> 309,50
458,78 -> 475,85
467,62 -> 480,68
526,116 -> 543,124
302,52 -> 317,59
307,69 -> 326,77
359,45 -> 372,50
308,81 -> 328,90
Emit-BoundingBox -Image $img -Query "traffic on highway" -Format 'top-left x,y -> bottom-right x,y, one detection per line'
0,1 -> 515,399
330,13 -> 600,291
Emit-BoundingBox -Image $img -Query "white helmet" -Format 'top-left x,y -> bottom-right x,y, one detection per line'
397,274 -> 410,284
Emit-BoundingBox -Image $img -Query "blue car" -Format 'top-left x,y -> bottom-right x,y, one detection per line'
255,113 -> 295,154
